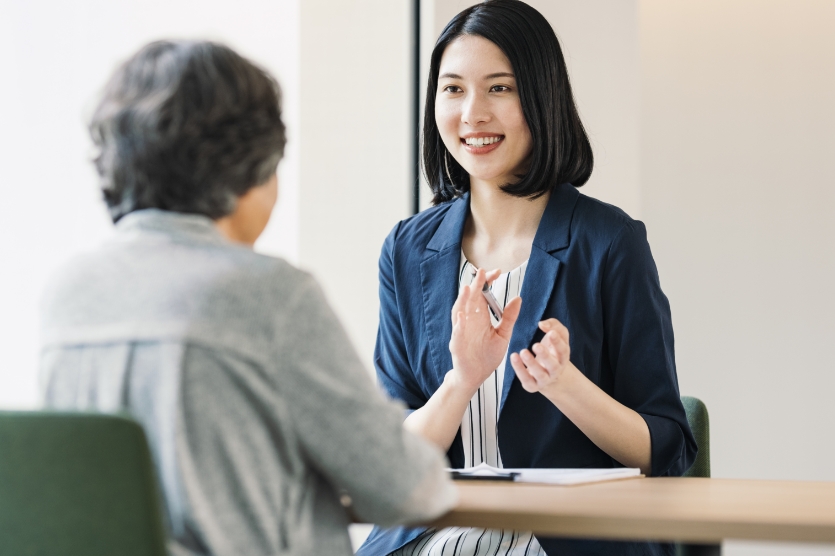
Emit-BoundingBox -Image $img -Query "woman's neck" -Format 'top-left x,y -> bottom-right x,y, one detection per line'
462,179 -> 550,272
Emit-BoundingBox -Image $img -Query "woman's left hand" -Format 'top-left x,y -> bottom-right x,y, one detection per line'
509,318 -> 572,394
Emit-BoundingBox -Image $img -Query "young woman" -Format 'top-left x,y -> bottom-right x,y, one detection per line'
357,1 -> 697,555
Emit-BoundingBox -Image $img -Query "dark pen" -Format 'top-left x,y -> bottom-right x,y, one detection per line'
450,470 -> 518,481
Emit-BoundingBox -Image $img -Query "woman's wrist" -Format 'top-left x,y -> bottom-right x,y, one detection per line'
539,361 -> 583,406
444,367 -> 481,399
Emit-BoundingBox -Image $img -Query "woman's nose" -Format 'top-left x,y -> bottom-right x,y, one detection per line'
461,93 -> 491,125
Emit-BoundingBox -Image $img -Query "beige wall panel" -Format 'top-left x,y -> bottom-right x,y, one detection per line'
640,0 -> 835,494
298,0 -> 412,370
528,0 -> 641,217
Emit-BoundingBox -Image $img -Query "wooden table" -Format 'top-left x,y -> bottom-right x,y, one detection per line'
431,477 -> 835,550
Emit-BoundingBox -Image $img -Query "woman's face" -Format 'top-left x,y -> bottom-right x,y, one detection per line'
435,35 -> 533,189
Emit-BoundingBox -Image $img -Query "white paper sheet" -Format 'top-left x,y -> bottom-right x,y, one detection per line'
450,461 -> 642,485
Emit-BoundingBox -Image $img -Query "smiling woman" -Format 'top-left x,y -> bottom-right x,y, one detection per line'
435,36 -> 533,196
358,1 -> 697,556
422,0 -> 593,206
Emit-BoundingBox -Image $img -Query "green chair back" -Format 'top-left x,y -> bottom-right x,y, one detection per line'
676,397 -> 720,556
680,396 -> 710,478
0,411 -> 168,556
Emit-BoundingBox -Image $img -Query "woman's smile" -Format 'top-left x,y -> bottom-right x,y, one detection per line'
461,133 -> 505,154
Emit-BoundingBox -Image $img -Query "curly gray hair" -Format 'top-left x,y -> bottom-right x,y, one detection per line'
90,40 -> 286,222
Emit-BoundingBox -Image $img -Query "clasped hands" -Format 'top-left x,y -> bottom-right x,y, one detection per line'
448,267 -> 572,397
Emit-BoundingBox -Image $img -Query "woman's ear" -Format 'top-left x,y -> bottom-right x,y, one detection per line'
215,174 -> 278,246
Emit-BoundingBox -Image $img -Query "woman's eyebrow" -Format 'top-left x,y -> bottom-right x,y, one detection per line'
484,72 -> 515,79
439,71 -> 516,80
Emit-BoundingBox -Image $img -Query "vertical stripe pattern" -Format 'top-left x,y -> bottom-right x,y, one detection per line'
392,252 -> 543,556
457,256 -> 526,469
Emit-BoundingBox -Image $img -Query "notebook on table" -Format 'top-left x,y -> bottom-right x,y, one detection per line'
450,462 -> 642,485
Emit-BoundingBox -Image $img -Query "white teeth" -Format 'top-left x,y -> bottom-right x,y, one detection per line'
464,136 -> 501,146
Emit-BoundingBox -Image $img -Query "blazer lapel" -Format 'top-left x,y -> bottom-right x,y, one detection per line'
500,183 -> 580,411
420,196 -> 470,390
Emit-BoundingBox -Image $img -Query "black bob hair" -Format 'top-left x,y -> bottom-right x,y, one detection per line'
90,40 -> 286,223
423,0 -> 593,205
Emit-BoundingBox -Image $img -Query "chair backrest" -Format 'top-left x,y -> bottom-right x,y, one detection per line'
0,411 -> 168,556
680,396 -> 710,478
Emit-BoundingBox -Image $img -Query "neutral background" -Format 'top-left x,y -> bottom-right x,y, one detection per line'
1,1 -> 832,555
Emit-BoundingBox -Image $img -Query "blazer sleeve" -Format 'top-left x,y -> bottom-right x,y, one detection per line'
374,224 -> 428,410
601,221 -> 698,477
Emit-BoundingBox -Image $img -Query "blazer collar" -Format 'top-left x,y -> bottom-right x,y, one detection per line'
426,194 -> 470,253
424,182 -> 578,255
532,182 -> 579,254
419,195 -> 469,391
499,183 -> 579,410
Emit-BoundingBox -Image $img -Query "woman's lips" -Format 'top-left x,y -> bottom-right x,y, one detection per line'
460,135 -> 504,155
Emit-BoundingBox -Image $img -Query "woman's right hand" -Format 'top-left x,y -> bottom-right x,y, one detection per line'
403,268 -> 521,451
448,268 -> 522,393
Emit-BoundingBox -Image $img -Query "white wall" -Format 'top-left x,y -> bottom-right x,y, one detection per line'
641,0 -> 835,480
0,0 -> 412,404
297,0 -> 411,369
0,0 -> 300,408
640,1 -> 835,554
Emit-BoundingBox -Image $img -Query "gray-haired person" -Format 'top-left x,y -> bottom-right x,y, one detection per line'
39,41 -> 456,556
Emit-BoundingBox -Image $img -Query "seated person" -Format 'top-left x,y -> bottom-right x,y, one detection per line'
38,40 -> 456,556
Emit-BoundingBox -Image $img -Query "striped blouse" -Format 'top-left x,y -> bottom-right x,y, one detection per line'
393,253 -> 544,556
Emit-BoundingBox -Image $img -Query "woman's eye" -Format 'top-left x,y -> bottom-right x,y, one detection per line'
442,85 -> 462,93
490,85 -> 511,93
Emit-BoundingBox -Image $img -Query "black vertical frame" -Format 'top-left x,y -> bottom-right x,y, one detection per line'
411,0 -> 421,215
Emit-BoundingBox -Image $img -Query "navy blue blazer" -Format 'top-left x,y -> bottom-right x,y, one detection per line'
358,183 -> 697,556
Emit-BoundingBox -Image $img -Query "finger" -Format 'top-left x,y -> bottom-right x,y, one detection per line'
532,341 -> 558,369
539,318 -> 568,337
484,268 -> 501,286
451,293 -> 462,321
545,330 -> 571,362
459,280 -> 473,308
539,320 -> 570,355
519,349 -> 552,384
451,277 -> 473,317
472,267 -> 487,292
464,271 -> 491,319
510,353 -> 538,392
496,296 -> 522,338
540,331 -> 561,358
463,283 -> 484,317
537,334 -> 568,369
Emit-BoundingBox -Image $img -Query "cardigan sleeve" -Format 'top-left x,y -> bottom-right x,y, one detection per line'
273,272 -> 456,526
374,225 -> 428,411
601,221 -> 698,477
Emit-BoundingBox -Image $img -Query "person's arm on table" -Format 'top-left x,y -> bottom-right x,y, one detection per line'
276,273 -> 457,526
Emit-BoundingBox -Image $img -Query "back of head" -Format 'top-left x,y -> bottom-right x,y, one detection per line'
90,41 -> 286,223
